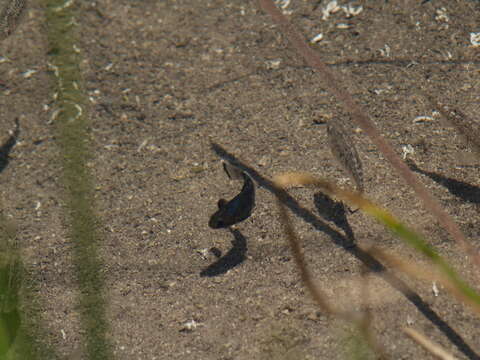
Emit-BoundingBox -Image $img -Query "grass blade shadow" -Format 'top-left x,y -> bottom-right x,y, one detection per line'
212,142 -> 358,253
276,171 -> 480,358
366,246 -> 480,316
313,192 -> 355,247
211,143 -> 479,359
257,0 -> 479,272
407,160 -> 480,204
274,172 -> 480,312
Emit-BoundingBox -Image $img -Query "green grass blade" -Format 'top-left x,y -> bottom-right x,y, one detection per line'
362,204 -> 480,308
273,172 -> 480,313
44,0 -> 113,358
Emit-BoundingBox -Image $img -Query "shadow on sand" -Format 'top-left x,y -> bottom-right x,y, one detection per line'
210,142 -> 479,360
313,192 -> 355,247
0,118 -> 20,174
200,228 -> 247,277
407,159 -> 480,204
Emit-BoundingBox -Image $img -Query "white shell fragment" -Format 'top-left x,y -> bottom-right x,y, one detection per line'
49,109 -> 61,124
310,33 -> 324,43
181,320 -> 198,332
137,139 -> 149,152
322,1 -> 362,20
470,32 -> 480,47
22,69 -> 37,78
341,4 -> 363,18
275,0 -> 290,9
274,0 -> 292,14
401,145 -> 415,160
265,59 -> 281,70
379,44 -> 391,57
413,115 -> 434,123
74,104 -> 83,120
435,7 -> 449,23
432,282 -> 439,297
322,0 -> 341,20
53,0 -> 74,12
47,62 -> 60,77
197,248 -> 209,259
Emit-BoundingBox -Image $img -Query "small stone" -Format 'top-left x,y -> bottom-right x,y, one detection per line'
258,155 -> 270,167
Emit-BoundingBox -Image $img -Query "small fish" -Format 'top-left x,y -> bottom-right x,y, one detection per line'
327,120 -> 364,193
208,162 -> 255,229
422,91 -> 480,158
0,0 -> 27,41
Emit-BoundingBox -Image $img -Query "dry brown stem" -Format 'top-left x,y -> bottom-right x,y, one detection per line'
404,327 -> 459,360
258,0 -> 480,271
365,246 -> 480,317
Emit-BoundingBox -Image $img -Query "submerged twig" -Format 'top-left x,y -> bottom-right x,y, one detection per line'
258,0 -> 480,272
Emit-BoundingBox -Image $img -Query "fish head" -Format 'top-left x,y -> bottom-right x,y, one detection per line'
217,199 -> 227,209
208,212 -> 228,229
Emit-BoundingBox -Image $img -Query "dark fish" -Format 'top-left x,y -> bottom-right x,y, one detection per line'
208,166 -> 255,229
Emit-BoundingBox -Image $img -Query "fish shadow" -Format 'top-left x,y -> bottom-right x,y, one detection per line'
0,118 -> 20,174
200,228 -> 247,277
313,192 -> 355,247
407,159 -> 480,204
210,142 -> 480,360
